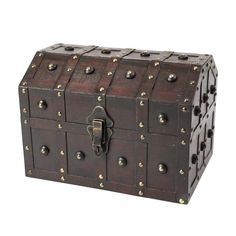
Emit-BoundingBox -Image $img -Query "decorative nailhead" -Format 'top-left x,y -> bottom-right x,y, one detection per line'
148,75 -> 154,80
138,162 -> 144,168
100,183 -> 104,188
140,134 -> 145,140
139,101 -> 144,106
138,190 -> 144,196
139,122 -> 144,128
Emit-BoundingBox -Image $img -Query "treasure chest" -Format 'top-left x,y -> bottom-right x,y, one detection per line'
19,44 -> 218,204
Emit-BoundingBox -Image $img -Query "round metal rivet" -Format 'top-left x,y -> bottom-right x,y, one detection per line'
179,198 -> 185,204
138,162 -> 144,168
28,170 -> 32,175
208,129 -> 214,138
57,92 -> 62,97
184,98 -> 189,103
58,111 -> 62,117
67,67 -> 72,72
158,163 -> 168,174
126,70 -> 136,79
40,145 -> 49,156
60,150 -> 65,156
31,64 -> 36,68
178,54 -> 188,60
97,96 -> 102,102
22,82 -> 27,86
182,107 -> 187,112
99,87 -> 105,92
73,55 -> 78,60
210,85 -> 216,94
113,58 -> 118,63
107,71 -> 113,76
61,176 -> 65,182
154,62 -> 159,67
38,53 -> 43,57
181,140 -> 186,146
140,101 -> 144,106
22,88 -> 26,94
24,119 -> 28,125
140,51 -> 150,57
101,49 -> 111,54
65,46 -> 74,51
139,181 -> 144,187
22,108 -> 27,113
203,93 -> 209,103
141,92 -> 146,97
100,183 -> 104,188
139,122 -> 144,128
200,142 -> 206,151
118,156 -> 127,167
158,113 -> 168,124
138,190 -> 144,196
194,106 -> 201,116
85,66 -> 95,75
76,151 -> 85,160
192,154 -> 198,164
38,100 -> 47,110
167,73 -> 177,82
140,134 -> 145,140
48,63 -> 57,71
99,174 -> 104,180
181,128 -> 186,133
60,168 -> 64,173
179,169 -> 185,175
57,84 -> 62,89
193,66 -> 199,71
148,75 -> 154,80
190,81 -> 195,86
25,145 -> 29,151
58,124 -> 62,129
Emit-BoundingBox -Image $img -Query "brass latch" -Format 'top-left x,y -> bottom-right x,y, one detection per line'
87,106 -> 113,157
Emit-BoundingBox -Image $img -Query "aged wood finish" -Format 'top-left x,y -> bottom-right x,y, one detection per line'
19,44 -> 218,204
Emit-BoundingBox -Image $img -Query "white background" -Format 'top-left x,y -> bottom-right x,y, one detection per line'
0,0 -> 235,235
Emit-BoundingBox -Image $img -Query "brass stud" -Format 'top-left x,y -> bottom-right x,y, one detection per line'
138,190 -> 144,196
25,145 -> 29,151
154,61 -> 160,67
140,101 -> 144,106
193,66 -> 199,71
76,151 -> 85,160
38,100 -> 47,110
99,174 -> 104,180
181,128 -> 186,133
22,82 -> 27,86
97,96 -> 102,102
61,176 -> 65,182
126,70 -> 136,79
22,88 -> 26,94
138,162 -> 144,168
184,98 -> 189,103
107,72 -> 113,76
179,169 -> 185,175
190,81 -> 195,86
60,150 -> 65,156
38,53 -> 43,57
28,170 -> 32,175
24,119 -> 28,125
60,168 -> 64,173
148,75 -> 154,80
158,163 -> 168,174
57,84 -> 62,89
139,122 -> 144,128
58,124 -> 62,129
181,140 -> 186,146
139,181 -> 144,187
57,111 -> 62,117
31,64 -> 36,68
113,58 -> 118,63
85,66 -> 95,75
141,92 -> 146,97
22,108 -> 27,113
73,55 -> 78,60
67,67 -> 72,72
179,198 -> 185,204
99,87 -> 105,92
48,63 -> 57,71
140,134 -> 145,140
182,107 -> 187,112
100,183 -> 104,188
158,113 -> 168,124
57,92 -> 62,97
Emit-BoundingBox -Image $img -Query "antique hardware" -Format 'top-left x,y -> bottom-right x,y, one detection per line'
65,46 -> 74,51
140,51 -> 150,57
87,106 -> 113,157
207,129 -> 214,138
191,154 -> 198,164
126,70 -> 136,79
37,100 -> 47,110
85,66 -> 95,75
200,141 -> 206,151
158,113 -> 168,124
76,151 -> 85,160
48,63 -> 57,71
203,93 -> 209,103
167,73 -> 177,82
158,163 -> 168,174
178,54 -> 188,60
101,49 -> 111,54
194,106 -> 201,116
210,85 -> 216,94
117,156 -> 127,167
40,145 -> 49,156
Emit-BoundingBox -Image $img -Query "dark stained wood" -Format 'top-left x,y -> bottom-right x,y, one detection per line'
19,44 -> 218,204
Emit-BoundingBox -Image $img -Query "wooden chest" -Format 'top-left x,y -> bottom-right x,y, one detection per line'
19,44 -> 218,204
